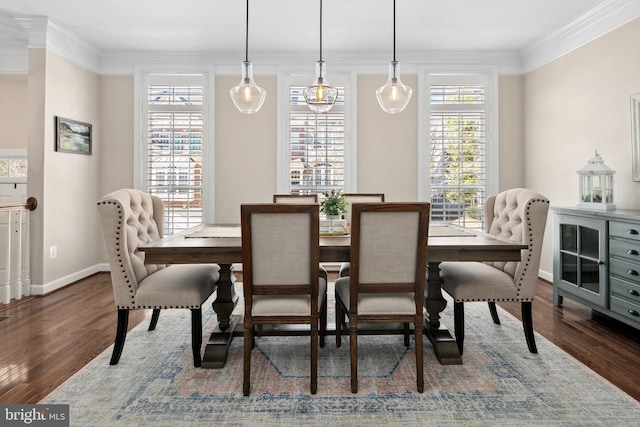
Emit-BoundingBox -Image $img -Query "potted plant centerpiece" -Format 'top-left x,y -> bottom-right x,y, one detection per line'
320,190 -> 348,235
320,190 -> 347,219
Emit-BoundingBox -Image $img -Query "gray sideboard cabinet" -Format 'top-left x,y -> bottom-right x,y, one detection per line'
553,207 -> 640,330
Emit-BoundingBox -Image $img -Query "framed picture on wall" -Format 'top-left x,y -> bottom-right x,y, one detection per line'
55,116 -> 92,155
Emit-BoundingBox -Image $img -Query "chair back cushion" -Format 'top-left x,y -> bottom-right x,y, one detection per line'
273,194 -> 318,204
97,189 -> 165,307
484,188 -> 549,299
343,193 -> 385,225
250,213 -> 311,285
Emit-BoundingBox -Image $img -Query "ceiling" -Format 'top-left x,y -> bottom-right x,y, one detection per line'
0,0 -> 613,58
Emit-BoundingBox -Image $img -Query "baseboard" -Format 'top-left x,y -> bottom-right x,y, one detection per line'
30,264 -> 110,296
538,268 -> 553,283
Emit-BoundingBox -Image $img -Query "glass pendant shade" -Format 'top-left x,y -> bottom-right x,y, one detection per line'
376,61 -> 412,114
230,61 -> 266,114
303,61 -> 338,114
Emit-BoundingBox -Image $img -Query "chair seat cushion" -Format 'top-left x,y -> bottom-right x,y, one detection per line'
134,264 -> 220,309
438,261 -> 522,302
335,277 -> 416,315
252,278 -> 327,316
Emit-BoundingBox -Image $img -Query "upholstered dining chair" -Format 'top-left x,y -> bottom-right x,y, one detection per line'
338,193 -> 385,278
438,188 -> 549,355
97,189 -> 220,367
335,202 -> 430,393
241,203 -> 327,395
273,194 -> 318,204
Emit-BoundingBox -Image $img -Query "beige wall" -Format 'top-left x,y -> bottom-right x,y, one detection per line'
0,75 -> 28,150
357,75 -> 420,202
525,17 -> 640,276
214,75 -> 279,223
498,74 -> 525,190
99,76 -> 134,196
28,49 -> 101,287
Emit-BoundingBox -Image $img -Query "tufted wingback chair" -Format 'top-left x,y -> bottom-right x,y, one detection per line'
98,189 -> 220,367
438,188 -> 549,354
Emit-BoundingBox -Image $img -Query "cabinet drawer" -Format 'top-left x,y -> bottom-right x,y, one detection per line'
609,221 -> 640,241
610,238 -> 640,262
610,295 -> 640,326
610,276 -> 640,304
610,258 -> 640,284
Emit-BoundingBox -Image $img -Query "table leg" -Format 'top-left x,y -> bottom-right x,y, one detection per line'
424,261 -> 462,365
201,263 -> 242,368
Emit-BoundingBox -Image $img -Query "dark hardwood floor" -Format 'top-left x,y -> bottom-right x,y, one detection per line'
1,273 -> 638,403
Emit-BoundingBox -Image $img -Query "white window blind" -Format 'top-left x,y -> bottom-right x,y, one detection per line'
287,84 -> 346,195
144,75 -> 206,235
428,75 -> 488,229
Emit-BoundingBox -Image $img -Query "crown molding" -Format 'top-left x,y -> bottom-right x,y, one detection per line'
14,16 -> 100,73
521,0 -> 640,73
98,49 -> 522,76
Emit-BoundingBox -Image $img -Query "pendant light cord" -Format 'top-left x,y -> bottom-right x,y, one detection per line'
393,0 -> 396,62
244,0 -> 249,62
319,0 -> 323,62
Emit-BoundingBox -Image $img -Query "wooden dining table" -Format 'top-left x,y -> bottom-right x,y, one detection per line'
140,224 -> 527,368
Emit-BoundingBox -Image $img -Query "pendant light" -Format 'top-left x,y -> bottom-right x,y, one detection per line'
303,0 -> 338,114
230,0 -> 266,114
376,0 -> 412,114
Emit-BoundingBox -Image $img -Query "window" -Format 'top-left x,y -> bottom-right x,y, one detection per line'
141,74 -> 208,235
279,73 -> 355,195
0,151 -> 27,183
424,74 -> 494,229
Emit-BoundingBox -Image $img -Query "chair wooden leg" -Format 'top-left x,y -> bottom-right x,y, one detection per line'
350,319 -> 358,393
453,302 -> 465,356
311,319 -> 318,394
190,309 -> 202,367
243,323 -> 253,396
335,300 -> 343,348
488,302 -> 501,324
110,309 -> 129,365
320,294 -> 327,348
415,317 -> 424,393
522,302 -> 538,353
403,322 -> 410,347
148,308 -> 161,331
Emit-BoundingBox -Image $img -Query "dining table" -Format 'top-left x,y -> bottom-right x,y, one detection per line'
140,223 -> 527,368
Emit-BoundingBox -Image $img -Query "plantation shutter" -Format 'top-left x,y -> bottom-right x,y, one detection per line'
145,76 -> 205,234
288,85 -> 345,195
429,75 -> 487,229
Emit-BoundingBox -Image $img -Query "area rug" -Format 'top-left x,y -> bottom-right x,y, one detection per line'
42,283 -> 640,426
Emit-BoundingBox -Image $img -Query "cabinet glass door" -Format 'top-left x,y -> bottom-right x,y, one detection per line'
556,215 -> 607,307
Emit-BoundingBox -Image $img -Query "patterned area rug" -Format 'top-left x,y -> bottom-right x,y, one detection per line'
42,283 -> 640,426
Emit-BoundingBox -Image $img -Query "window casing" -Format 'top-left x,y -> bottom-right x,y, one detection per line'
278,73 -> 355,195
140,74 -> 209,235
421,73 -> 496,230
